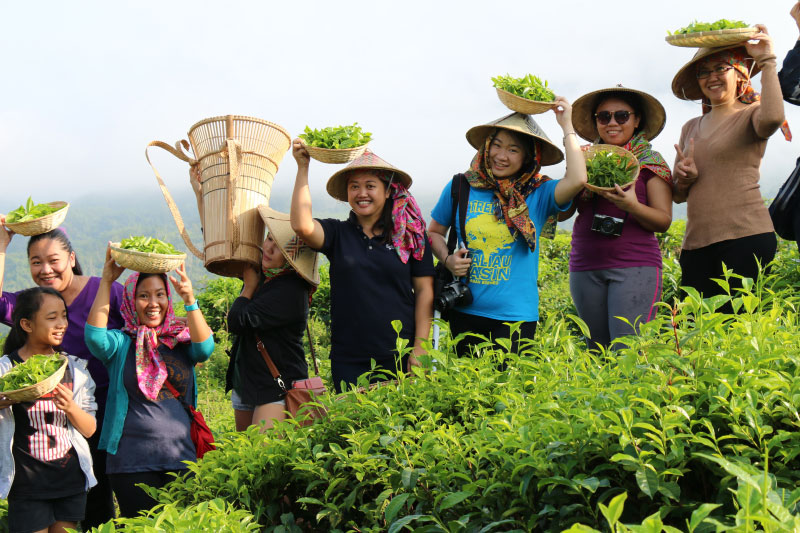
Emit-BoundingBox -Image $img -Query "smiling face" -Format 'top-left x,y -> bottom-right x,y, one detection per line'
28,238 -> 76,292
261,233 -> 288,271
21,293 -> 68,349
135,275 -> 169,328
488,130 -> 527,178
697,59 -> 739,105
346,171 -> 390,220
595,97 -> 640,146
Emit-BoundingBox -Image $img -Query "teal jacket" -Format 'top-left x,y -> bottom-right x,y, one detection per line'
84,324 -> 214,455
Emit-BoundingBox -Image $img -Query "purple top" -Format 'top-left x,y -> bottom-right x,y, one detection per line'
1,277 -> 124,402
569,168 -> 663,272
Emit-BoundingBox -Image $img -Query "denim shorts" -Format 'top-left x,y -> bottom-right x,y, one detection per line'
231,389 -> 284,410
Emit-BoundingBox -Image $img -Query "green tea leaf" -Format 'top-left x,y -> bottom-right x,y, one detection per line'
492,74 -> 556,102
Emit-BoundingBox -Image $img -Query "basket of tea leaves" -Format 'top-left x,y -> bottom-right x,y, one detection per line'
1,354 -> 68,402
4,198 -> 69,236
299,123 -> 372,164
666,19 -> 757,48
492,74 -> 557,115
110,236 -> 186,274
584,145 -> 640,193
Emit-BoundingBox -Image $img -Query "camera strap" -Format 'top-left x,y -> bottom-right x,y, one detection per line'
447,174 -> 471,281
591,195 -> 630,223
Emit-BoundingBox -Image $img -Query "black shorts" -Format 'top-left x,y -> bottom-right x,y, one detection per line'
7,491 -> 86,533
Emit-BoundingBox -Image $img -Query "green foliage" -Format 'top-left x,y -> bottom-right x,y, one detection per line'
5,197 -> 63,223
77,499 -> 259,532
299,123 -> 372,149
196,277 -> 243,334
586,150 -> 636,188
119,235 -> 180,254
671,19 -> 749,35
492,73 -> 556,102
0,354 -> 62,392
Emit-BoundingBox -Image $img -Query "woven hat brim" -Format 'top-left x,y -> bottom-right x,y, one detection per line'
465,113 -> 564,166
572,87 -> 667,142
672,44 -> 761,101
257,206 -> 321,286
326,163 -> 412,202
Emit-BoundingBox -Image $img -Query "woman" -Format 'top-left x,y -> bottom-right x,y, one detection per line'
564,87 -> 672,350
673,25 -> 788,303
84,247 -> 214,518
226,207 -> 320,431
290,148 -> 434,393
0,223 -> 121,527
428,99 -> 587,356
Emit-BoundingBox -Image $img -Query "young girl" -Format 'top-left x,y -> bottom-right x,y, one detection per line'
0,287 -> 97,533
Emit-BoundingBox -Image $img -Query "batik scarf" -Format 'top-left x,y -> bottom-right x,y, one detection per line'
701,49 -> 792,141
623,132 -> 673,186
389,181 -> 429,264
121,272 -> 191,401
464,131 -> 554,252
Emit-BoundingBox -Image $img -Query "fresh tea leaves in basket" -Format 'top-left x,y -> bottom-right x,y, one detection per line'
586,151 -> 636,189
0,354 -> 63,392
299,123 -> 372,150
120,236 -> 181,255
491,74 -> 556,102
5,197 -> 64,224
669,19 -> 750,35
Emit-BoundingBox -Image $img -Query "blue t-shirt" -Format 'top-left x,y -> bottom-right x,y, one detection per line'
431,179 -> 568,322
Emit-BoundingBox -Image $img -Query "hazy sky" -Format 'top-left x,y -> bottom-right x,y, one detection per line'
3,0 -> 800,219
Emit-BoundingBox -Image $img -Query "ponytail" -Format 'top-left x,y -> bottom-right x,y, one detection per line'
27,229 -> 82,276
2,287 -> 67,355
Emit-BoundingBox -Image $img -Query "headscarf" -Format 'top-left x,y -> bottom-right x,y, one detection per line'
388,181 -> 429,264
700,49 -> 791,141
121,272 -> 191,401
464,130 -> 555,252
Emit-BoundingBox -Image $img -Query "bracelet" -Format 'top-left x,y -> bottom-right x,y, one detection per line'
184,300 -> 199,312
443,254 -> 451,266
563,132 -> 578,143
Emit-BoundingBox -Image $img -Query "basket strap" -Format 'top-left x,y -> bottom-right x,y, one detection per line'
145,141 -> 205,260
222,138 -> 242,257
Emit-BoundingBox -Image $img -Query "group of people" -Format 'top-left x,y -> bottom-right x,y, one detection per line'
1,9 -> 800,532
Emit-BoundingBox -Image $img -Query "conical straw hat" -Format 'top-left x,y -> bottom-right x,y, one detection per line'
326,150 -> 412,202
671,44 -> 760,101
572,85 -> 666,142
466,112 -> 564,166
257,206 -> 320,286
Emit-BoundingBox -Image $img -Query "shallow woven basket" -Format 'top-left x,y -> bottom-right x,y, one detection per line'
583,144 -> 640,194
495,88 -> 556,115
109,242 -> 186,274
2,354 -> 68,402
5,202 -> 69,237
303,142 -> 369,164
665,27 -> 758,48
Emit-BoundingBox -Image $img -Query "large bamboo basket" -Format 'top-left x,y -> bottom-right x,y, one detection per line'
146,115 -> 292,277
495,88 -> 556,115
5,202 -> 69,237
109,243 -> 186,274
665,27 -> 757,48
2,354 -> 68,402
583,144 -> 640,194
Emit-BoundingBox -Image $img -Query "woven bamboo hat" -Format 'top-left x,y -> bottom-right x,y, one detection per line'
672,44 -> 759,101
326,150 -> 412,202
466,112 -> 564,166
572,85 -> 667,141
257,206 -> 320,286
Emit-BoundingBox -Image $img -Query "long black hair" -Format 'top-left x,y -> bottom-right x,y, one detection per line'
2,287 -> 68,355
371,170 -> 397,246
27,229 -> 83,276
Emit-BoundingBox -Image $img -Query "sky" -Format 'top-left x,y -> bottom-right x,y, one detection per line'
2,0 -> 800,219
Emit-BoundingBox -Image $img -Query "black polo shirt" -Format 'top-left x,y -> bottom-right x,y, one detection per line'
317,213 -> 434,364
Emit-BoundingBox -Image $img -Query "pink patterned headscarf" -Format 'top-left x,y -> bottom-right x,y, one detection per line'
121,273 -> 191,400
388,181 -> 429,264
700,49 -> 792,141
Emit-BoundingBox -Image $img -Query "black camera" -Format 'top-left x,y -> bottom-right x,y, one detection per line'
434,280 -> 473,313
591,214 -> 624,237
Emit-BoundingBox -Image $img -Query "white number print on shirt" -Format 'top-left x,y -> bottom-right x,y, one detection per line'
26,400 -> 71,461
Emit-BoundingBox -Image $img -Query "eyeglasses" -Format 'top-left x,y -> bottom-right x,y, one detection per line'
696,65 -> 734,79
594,110 -> 635,126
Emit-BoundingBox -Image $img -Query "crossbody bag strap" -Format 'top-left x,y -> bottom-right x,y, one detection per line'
255,335 -> 288,392
457,174 -> 470,247
162,378 -> 191,411
305,323 -> 320,376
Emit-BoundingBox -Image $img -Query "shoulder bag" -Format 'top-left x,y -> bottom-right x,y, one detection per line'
163,378 -> 215,459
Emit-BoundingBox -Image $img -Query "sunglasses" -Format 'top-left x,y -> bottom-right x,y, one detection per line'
594,110 -> 635,126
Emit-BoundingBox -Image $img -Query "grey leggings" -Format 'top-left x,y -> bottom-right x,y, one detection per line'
569,266 -> 661,351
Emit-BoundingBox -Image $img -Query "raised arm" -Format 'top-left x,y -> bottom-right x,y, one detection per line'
552,96 -> 588,206
748,25 -> 786,137
290,139 -> 326,249
0,216 -> 13,297
169,262 -> 212,344
87,245 -> 126,329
